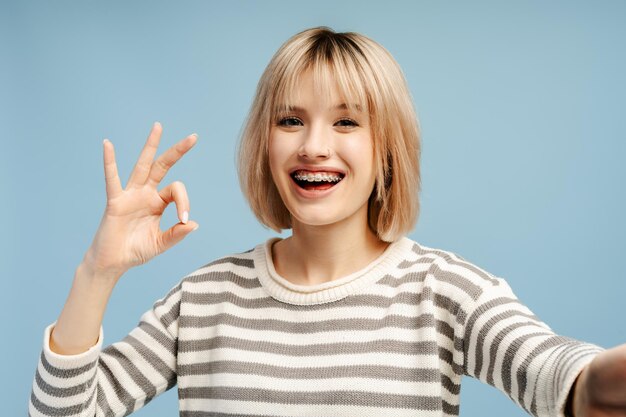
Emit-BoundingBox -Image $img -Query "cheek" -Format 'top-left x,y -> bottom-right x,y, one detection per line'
268,136 -> 292,183
342,137 -> 376,176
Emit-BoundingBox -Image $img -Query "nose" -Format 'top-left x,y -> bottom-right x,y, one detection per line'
298,122 -> 331,159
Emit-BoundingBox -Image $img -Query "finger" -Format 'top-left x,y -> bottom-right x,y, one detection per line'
148,133 -> 198,186
127,122 -> 163,187
158,181 -> 190,224
103,139 -> 123,199
158,221 -> 199,253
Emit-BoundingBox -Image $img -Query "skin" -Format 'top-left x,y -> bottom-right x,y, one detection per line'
268,71 -> 388,285
48,80 -> 626,417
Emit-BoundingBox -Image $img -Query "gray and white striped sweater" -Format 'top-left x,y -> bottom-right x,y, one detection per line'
29,237 -> 603,417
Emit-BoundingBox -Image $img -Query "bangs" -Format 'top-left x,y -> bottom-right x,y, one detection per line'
269,35 -> 372,120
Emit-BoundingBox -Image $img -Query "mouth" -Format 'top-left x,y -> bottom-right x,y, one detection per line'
290,169 -> 345,191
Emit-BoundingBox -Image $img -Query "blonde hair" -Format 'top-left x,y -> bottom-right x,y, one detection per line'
238,27 -> 420,242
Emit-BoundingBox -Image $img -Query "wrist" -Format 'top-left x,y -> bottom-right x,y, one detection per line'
76,260 -> 124,292
79,251 -> 126,282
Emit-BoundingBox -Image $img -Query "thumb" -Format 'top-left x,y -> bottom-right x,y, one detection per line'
159,221 -> 199,253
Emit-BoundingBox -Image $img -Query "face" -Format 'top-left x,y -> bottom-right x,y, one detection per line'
268,70 -> 376,231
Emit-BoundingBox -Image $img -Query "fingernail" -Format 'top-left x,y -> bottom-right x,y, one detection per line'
154,121 -> 161,128
192,224 -> 199,232
182,211 -> 189,224
103,138 -> 109,145
190,133 -> 198,138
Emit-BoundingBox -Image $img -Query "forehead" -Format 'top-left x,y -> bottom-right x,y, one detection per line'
272,64 -> 369,115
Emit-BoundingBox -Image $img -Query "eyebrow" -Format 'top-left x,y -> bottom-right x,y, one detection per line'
275,103 -> 364,113
335,103 -> 363,112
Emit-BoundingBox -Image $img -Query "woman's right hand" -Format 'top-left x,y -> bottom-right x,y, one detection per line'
83,122 -> 199,279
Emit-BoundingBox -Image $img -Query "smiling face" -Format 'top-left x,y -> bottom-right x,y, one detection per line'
239,28 -> 421,242
268,70 -> 376,231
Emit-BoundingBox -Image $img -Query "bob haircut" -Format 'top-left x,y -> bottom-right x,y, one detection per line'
238,27 -> 420,242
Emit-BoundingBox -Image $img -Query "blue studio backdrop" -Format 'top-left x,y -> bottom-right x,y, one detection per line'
1,1 -> 625,416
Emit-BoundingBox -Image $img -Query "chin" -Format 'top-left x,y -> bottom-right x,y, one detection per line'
290,211 -> 342,228
288,203 -> 366,230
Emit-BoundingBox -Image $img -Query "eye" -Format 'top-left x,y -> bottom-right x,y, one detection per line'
334,118 -> 359,128
277,117 -> 303,127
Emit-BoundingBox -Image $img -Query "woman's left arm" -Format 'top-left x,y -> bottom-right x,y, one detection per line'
570,344 -> 626,416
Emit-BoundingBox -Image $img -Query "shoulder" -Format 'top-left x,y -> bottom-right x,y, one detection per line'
398,237 -> 513,304
150,244 -> 265,330
179,243 -> 262,287
153,243 -> 263,306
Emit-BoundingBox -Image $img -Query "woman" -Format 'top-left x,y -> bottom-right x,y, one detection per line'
29,27 -> 626,417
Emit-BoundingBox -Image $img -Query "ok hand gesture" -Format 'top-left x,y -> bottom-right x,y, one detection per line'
83,122 -> 199,279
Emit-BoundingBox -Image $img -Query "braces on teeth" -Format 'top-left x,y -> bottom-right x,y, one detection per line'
293,172 -> 343,182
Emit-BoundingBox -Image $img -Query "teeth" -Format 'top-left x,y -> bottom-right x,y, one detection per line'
293,171 -> 343,182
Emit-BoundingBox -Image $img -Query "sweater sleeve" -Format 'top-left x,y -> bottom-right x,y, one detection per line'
460,276 -> 603,417
29,283 -> 182,417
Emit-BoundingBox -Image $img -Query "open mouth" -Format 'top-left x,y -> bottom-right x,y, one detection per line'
290,169 -> 345,191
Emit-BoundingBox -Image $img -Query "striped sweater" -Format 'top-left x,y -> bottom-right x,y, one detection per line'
29,237 -> 603,417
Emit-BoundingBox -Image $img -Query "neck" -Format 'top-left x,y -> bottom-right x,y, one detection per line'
272,209 -> 389,285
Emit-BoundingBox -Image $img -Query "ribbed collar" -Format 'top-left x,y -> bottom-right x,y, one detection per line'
253,237 -> 414,305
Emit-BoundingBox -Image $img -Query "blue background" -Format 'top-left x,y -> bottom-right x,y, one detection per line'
2,1 -> 625,416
